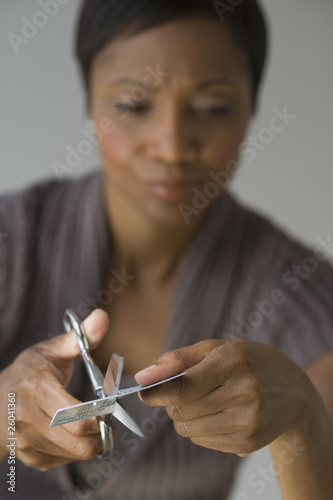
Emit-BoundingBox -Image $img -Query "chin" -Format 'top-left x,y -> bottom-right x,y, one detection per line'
137,197 -> 199,230
147,204 -> 190,227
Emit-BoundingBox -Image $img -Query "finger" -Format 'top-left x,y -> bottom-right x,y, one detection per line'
165,374 -> 257,422
171,406 -> 252,439
32,370 -> 101,435
18,430 -> 103,470
17,367 -> 100,434
32,309 -> 109,364
164,389 -> 226,422
17,408 -> 103,461
137,340 -> 240,406
189,433 -> 251,455
134,340 -> 225,386
18,449 -> 79,471
81,309 -> 110,350
21,427 -> 103,463
41,429 -> 103,461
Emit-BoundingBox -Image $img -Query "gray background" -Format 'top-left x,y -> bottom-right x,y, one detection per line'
1,1 -> 333,498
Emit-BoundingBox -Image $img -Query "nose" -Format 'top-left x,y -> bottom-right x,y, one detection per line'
147,107 -> 198,165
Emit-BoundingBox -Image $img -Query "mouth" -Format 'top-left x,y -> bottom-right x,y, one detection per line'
145,178 -> 204,202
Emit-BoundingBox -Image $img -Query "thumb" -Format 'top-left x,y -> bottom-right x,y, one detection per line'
33,309 -> 109,363
135,339 -> 224,386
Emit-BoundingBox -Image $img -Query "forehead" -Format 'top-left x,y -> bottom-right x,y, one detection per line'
91,16 -> 250,86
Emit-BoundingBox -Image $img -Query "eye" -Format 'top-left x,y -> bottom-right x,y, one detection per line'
113,101 -> 150,114
191,104 -> 232,117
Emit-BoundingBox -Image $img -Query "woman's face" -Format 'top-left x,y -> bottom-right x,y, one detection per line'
90,15 -> 252,226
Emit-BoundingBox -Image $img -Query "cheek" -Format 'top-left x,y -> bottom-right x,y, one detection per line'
91,105 -> 135,170
203,119 -> 249,168
99,130 -> 128,168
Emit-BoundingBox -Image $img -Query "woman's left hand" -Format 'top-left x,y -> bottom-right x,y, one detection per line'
135,339 -> 310,456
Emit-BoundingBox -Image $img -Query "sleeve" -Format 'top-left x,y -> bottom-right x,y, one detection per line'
237,221 -> 333,368
0,191 -> 32,361
0,182 -> 55,367
165,193 -> 333,370
0,198 -> 10,316
272,236 -> 333,367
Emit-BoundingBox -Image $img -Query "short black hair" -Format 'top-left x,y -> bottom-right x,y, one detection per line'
75,0 -> 268,111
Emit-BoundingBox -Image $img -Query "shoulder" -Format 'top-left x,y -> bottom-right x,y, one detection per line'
225,192 -> 332,273
0,171 -> 102,230
213,193 -> 333,365
0,172 -> 103,333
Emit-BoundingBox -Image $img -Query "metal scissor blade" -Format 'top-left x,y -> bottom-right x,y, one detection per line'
112,401 -> 144,438
113,354 -> 124,395
103,353 -> 124,397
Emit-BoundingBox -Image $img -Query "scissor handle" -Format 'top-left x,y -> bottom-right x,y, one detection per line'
97,418 -> 113,459
63,309 -> 114,459
63,309 -> 89,352
63,309 -> 105,395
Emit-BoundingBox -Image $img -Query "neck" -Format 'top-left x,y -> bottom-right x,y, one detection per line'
103,187 -> 205,286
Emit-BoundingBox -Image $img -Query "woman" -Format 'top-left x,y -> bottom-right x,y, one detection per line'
0,0 -> 333,498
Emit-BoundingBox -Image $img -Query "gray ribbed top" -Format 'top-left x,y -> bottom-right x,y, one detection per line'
1,171 -> 333,499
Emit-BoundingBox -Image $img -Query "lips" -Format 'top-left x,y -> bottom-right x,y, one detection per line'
145,178 -> 203,202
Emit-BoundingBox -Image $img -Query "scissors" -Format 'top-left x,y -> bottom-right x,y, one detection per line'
50,309 -> 185,459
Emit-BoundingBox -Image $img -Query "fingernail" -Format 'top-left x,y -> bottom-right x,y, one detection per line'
83,310 -> 97,331
136,364 -> 157,376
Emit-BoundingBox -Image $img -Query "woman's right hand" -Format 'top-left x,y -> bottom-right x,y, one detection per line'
0,309 -> 109,470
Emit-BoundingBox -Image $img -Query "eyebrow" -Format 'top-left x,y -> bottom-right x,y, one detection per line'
108,77 -> 149,87
195,78 -> 236,90
107,77 -> 236,90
